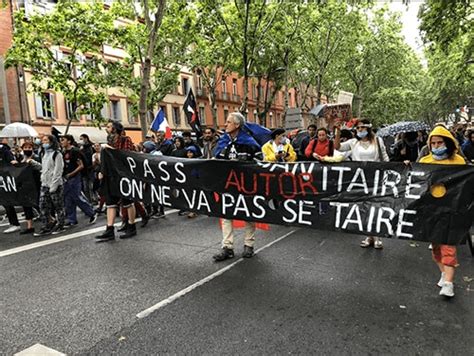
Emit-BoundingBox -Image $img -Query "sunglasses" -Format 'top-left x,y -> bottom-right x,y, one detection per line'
356,126 -> 369,130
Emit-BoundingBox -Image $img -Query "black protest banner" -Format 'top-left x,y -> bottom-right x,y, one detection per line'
102,149 -> 474,244
0,164 -> 39,207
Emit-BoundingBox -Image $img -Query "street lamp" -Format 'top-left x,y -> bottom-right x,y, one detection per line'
269,112 -> 273,128
253,109 -> 257,123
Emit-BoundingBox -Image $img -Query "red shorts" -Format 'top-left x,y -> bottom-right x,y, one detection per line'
432,244 -> 458,267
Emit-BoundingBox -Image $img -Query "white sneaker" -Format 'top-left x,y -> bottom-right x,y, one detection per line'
439,282 -> 454,297
3,225 -> 21,234
437,272 -> 445,288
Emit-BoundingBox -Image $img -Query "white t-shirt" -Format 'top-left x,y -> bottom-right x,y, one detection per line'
339,137 -> 389,162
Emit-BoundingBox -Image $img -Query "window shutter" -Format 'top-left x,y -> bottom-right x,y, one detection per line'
34,93 -> 43,118
50,93 -> 56,119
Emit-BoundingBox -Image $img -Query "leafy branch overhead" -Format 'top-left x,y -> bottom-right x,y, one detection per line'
6,0 -> 119,128
5,0 -> 471,131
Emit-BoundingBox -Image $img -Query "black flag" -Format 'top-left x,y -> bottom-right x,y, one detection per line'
183,88 -> 202,135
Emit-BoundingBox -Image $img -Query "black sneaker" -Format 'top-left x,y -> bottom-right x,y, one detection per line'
34,221 -> 56,237
117,222 -> 128,232
51,224 -> 66,235
20,228 -> 35,235
120,223 -> 137,239
178,209 -> 186,216
34,227 -> 51,237
95,226 -> 115,241
89,214 -> 97,225
64,222 -> 78,228
140,215 -> 149,228
213,247 -> 234,262
242,245 -> 254,258
152,212 -> 165,219
95,208 -> 104,215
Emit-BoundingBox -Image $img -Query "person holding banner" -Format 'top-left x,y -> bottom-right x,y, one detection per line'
13,141 -> 42,235
334,119 -> 389,249
418,125 -> 466,298
0,139 -> 21,234
304,128 -> 335,162
213,112 -> 260,261
262,128 -> 297,162
95,121 -> 137,241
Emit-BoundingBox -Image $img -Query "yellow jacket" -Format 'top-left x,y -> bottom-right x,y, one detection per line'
419,126 -> 465,165
262,141 -> 297,162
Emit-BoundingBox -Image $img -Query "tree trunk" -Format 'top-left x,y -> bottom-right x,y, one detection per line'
241,0 -> 250,113
356,83 -> 363,119
316,73 -> 322,106
138,0 -> 166,142
210,92 -> 218,129
138,58 -> 152,139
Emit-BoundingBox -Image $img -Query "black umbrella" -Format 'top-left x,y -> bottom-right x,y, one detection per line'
309,104 -> 325,117
377,121 -> 430,137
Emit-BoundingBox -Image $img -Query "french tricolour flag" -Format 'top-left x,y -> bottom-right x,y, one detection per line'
150,108 -> 172,138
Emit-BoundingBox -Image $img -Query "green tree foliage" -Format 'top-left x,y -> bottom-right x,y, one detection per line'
293,1 -> 366,107
419,0 -> 474,123
110,0 -> 193,139
205,0 -> 285,112
6,0 -> 118,131
342,8 -> 427,125
187,1 -> 237,129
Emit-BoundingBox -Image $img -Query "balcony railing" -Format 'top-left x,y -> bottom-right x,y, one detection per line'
217,92 -> 241,102
196,87 -> 207,97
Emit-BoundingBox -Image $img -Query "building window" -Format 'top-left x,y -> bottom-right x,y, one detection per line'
232,79 -> 237,95
34,92 -> 55,119
221,79 -> 227,93
223,108 -> 228,122
110,99 -> 121,121
182,77 -> 189,95
100,103 -> 109,119
253,84 -> 257,99
173,106 -> 180,126
65,100 -> 78,121
197,75 -> 202,90
199,106 -> 205,123
127,102 -> 137,124
160,105 -> 167,117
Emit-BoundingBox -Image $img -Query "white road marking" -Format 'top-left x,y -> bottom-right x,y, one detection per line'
14,343 -> 65,356
136,229 -> 297,318
0,209 -> 178,258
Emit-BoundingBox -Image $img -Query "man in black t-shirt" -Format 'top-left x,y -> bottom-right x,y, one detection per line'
60,135 -> 96,227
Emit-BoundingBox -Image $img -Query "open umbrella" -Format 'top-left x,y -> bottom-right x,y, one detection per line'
0,122 -> 39,138
309,104 -> 325,117
377,121 -> 430,137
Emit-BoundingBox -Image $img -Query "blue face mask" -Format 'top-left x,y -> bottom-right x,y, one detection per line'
34,138 -> 41,145
431,146 -> 448,160
357,130 -> 368,139
42,143 -> 50,150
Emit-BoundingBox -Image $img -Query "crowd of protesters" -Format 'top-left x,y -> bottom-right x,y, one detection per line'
1,115 -> 473,298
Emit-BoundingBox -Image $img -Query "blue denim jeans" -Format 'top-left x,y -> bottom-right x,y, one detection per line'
64,175 -> 94,224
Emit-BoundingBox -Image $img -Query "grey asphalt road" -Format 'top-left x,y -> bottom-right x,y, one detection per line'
1,211 -> 473,355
